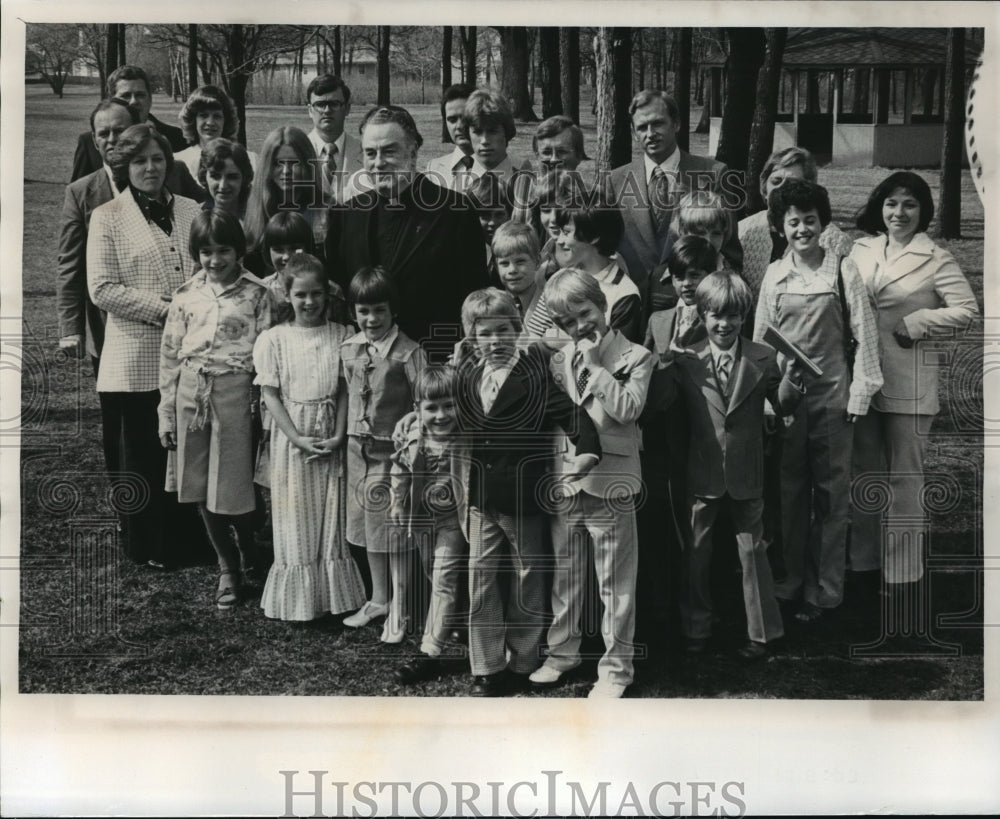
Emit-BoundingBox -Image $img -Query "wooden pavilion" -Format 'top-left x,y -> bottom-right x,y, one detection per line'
706,28 -> 981,167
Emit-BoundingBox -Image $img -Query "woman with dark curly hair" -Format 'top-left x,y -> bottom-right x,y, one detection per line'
753,178 -> 882,624
849,172 -> 979,608
86,123 -> 204,568
175,85 -> 258,187
197,137 -> 254,222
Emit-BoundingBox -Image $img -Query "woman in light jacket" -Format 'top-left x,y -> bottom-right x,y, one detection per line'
87,123 -> 202,567
849,171 -> 979,604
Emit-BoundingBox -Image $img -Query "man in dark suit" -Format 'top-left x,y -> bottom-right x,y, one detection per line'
606,90 -> 742,299
70,65 -> 189,183
324,105 -> 488,352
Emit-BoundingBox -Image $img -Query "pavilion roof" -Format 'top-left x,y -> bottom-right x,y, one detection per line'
700,28 -> 981,70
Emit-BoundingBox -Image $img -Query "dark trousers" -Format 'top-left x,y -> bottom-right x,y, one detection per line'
99,389 -> 209,565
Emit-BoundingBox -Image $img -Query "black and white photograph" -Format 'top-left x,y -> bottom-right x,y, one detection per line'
2,0 -> 998,815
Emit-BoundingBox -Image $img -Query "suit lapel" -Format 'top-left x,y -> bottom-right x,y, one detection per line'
691,341 -> 728,417
876,234 -> 936,292
489,356 -> 529,416
726,342 -> 765,414
619,159 -> 659,260
119,189 -> 167,287
391,175 -> 446,274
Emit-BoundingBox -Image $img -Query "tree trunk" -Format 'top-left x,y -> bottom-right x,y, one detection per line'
497,27 -> 538,121
539,27 -> 562,118
441,26 -> 454,142
187,25 -> 199,94
105,24 -> 119,94
117,25 -> 127,66
635,29 -> 644,91
716,28 -> 766,168
460,26 -> 477,86
745,28 -> 788,214
595,27 -> 632,172
333,26 -> 342,75
559,27 -> 580,123
227,25 -> 249,146
938,28 -> 965,239
695,69 -> 712,133
377,26 -> 391,105
675,28 -> 693,150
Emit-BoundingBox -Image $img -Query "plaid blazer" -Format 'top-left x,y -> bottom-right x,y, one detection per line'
86,188 -> 200,392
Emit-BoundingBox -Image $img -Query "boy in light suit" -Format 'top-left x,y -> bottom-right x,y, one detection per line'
530,269 -> 653,698
646,273 -> 805,660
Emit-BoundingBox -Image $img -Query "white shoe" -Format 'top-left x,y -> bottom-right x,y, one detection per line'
380,614 -> 407,644
588,681 -> 627,699
529,664 -> 565,686
343,601 -> 389,628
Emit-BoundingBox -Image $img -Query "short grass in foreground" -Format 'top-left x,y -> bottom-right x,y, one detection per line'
16,84 -> 985,698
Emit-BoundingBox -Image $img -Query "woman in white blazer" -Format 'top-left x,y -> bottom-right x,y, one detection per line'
87,123 -> 202,567
849,172 -> 979,602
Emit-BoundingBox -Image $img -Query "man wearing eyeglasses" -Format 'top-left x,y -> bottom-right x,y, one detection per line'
305,74 -> 363,204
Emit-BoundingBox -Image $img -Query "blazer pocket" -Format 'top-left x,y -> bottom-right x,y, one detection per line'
118,317 -> 156,340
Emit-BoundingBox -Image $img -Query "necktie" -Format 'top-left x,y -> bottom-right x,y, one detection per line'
454,154 -> 474,191
574,351 -> 591,396
717,352 -> 732,395
676,306 -> 696,343
650,166 -> 671,234
323,143 -> 339,178
481,368 -> 500,413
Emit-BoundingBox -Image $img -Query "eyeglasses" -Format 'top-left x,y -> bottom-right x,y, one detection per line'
310,100 -> 346,112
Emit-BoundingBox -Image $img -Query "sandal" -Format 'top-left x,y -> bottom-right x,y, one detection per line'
216,573 -> 240,610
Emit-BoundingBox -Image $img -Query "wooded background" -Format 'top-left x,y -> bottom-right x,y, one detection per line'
25,24 -> 983,235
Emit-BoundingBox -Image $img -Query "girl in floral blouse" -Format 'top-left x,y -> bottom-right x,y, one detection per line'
158,210 -> 272,609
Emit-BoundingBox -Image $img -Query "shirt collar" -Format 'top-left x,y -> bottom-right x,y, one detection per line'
346,324 -> 399,358
470,154 -> 515,178
481,347 -> 520,378
708,337 -> 740,363
644,147 -> 680,183
309,128 -> 344,156
103,164 -> 123,198
450,147 -> 474,171
192,267 -> 255,294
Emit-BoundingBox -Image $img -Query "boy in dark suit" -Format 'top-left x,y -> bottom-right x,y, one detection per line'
636,235 -> 718,648
456,288 -> 601,696
647,272 -> 805,660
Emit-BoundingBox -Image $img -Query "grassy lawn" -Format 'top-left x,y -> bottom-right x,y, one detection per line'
17,84 -> 985,698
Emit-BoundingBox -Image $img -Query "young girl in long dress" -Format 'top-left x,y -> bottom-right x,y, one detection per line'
252,253 -> 365,621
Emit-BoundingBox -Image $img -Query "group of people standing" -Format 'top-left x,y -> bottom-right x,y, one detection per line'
54,63 -> 979,697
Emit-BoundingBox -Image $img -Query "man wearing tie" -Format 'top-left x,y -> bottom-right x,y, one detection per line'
607,90 -> 740,301
305,74 -> 363,204
424,83 -> 476,191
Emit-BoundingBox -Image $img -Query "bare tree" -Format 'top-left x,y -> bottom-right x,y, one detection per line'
496,27 -> 537,121
26,23 -> 80,97
715,28 -> 766,169
938,27 -> 965,239
675,28 -> 693,150
595,27 -> 633,171
105,24 -> 119,91
188,25 -> 199,94
460,26 -> 477,86
744,28 -> 787,214
560,27 -> 580,124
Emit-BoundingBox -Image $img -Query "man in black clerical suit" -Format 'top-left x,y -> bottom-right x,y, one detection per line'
325,105 -> 489,350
